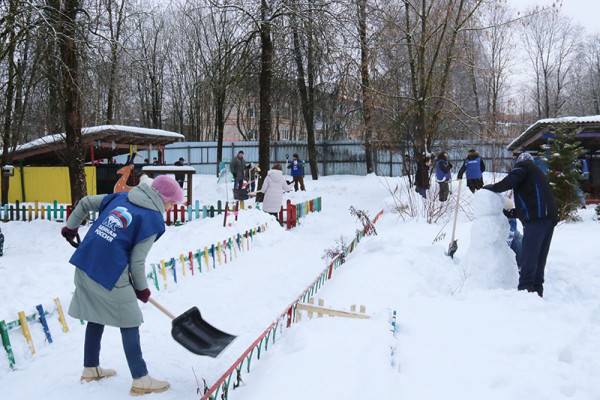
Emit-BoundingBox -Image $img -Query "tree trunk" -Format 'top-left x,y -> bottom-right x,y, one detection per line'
58,0 -> 87,204
106,43 -> 119,124
215,91 -> 226,175
258,0 -> 273,186
290,0 -> 319,180
1,0 -> 17,205
357,0 -> 375,174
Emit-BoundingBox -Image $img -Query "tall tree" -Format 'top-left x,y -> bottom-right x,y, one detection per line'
356,0 -> 375,174
56,0 -> 88,203
290,0 -> 319,179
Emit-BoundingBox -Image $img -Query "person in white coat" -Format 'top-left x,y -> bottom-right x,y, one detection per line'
260,164 -> 291,225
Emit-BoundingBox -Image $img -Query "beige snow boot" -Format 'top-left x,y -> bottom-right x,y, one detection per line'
80,366 -> 117,382
130,375 -> 170,396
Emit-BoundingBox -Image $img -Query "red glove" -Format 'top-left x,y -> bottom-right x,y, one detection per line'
135,288 -> 151,303
61,226 -> 79,242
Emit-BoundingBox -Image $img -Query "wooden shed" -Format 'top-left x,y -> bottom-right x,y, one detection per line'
2,125 -> 185,203
507,116 -> 600,202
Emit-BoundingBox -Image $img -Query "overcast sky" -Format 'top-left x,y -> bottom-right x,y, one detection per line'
509,0 -> 600,34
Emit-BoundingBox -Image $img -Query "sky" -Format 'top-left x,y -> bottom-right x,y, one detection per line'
509,0 -> 600,34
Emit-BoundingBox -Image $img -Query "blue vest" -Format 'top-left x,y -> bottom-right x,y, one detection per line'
290,160 -> 304,177
69,193 -> 165,290
435,160 -> 451,182
465,157 -> 482,179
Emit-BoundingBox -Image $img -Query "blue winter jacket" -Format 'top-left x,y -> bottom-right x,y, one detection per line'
486,160 -> 557,224
69,192 -> 165,290
435,159 -> 452,182
288,159 -> 305,177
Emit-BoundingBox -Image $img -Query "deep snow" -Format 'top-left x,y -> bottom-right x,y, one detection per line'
1,174 -> 599,400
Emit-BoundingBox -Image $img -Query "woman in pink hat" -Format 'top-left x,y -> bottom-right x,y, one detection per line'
61,175 -> 183,395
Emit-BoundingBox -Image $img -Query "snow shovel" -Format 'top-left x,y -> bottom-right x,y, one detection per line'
446,179 -> 462,258
148,298 -> 236,358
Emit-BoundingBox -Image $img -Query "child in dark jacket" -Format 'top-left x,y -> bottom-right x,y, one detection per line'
287,153 -> 306,191
434,152 -> 452,202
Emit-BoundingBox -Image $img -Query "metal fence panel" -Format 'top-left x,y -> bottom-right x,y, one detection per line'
118,140 -> 512,176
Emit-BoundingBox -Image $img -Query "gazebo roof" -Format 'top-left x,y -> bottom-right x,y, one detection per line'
508,116 -> 600,152
10,125 -> 185,164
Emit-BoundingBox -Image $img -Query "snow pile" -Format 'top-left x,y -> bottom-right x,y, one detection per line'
464,189 -> 517,290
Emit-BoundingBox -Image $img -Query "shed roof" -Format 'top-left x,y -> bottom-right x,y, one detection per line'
507,116 -> 600,152
10,125 -> 185,164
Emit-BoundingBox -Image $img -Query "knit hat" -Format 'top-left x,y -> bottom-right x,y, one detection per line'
151,175 -> 184,204
517,152 -> 534,163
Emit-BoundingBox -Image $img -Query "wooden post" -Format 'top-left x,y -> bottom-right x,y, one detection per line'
165,208 -> 172,226
317,299 -> 324,317
188,251 -> 194,275
223,201 -> 229,227
36,305 -> 53,344
18,311 -> 36,355
160,260 -> 168,289
0,320 -> 16,368
186,172 -> 193,206
54,298 -> 69,333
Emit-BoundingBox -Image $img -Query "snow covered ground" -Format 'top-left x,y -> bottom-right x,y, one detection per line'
1,173 -> 599,400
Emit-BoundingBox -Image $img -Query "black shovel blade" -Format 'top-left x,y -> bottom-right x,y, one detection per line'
171,307 -> 236,358
447,239 -> 458,258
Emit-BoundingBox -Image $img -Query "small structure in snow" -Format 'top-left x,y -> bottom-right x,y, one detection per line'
464,189 -> 517,290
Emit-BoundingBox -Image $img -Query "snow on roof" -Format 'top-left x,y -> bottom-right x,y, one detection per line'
142,166 -> 197,172
15,125 -> 185,152
507,115 -> 600,150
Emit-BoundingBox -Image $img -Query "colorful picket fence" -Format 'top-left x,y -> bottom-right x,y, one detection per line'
0,201 -> 70,222
0,297 -> 73,369
147,224 -> 268,290
0,199 -> 248,226
279,197 -> 322,230
199,208 -> 384,400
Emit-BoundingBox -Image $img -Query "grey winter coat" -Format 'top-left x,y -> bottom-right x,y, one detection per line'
230,157 -> 246,181
66,184 -> 165,328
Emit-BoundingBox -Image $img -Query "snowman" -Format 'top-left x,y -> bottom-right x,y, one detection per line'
463,189 -> 518,290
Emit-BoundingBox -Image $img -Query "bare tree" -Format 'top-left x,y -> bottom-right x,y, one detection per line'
55,0 -> 88,203
522,9 -> 580,118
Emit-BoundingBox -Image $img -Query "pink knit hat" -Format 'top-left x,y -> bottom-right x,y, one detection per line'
151,175 -> 185,204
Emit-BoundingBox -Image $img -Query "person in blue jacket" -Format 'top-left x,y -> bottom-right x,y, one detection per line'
457,149 -> 486,193
287,153 -> 306,191
483,152 -> 557,297
60,175 -> 184,395
434,151 -> 452,202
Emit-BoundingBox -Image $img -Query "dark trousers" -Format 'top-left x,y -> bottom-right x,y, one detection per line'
518,219 -> 554,295
292,176 -> 305,191
466,178 -> 484,193
84,322 -> 148,379
438,181 -> 449,202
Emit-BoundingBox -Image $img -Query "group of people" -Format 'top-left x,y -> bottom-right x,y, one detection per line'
416,148 -> 486,201
418,148 -> 559,298
229,151 -> 307,205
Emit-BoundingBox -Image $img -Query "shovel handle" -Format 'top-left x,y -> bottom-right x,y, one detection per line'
450,180 -> 462,242
148,298 -> 176,320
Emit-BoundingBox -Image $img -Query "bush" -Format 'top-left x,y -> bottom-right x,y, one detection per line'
546,127 -> 585,221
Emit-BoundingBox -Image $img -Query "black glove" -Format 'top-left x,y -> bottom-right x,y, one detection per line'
61,226 -> 79,246
503,208 -> 516,219
482,184 -> 494,191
